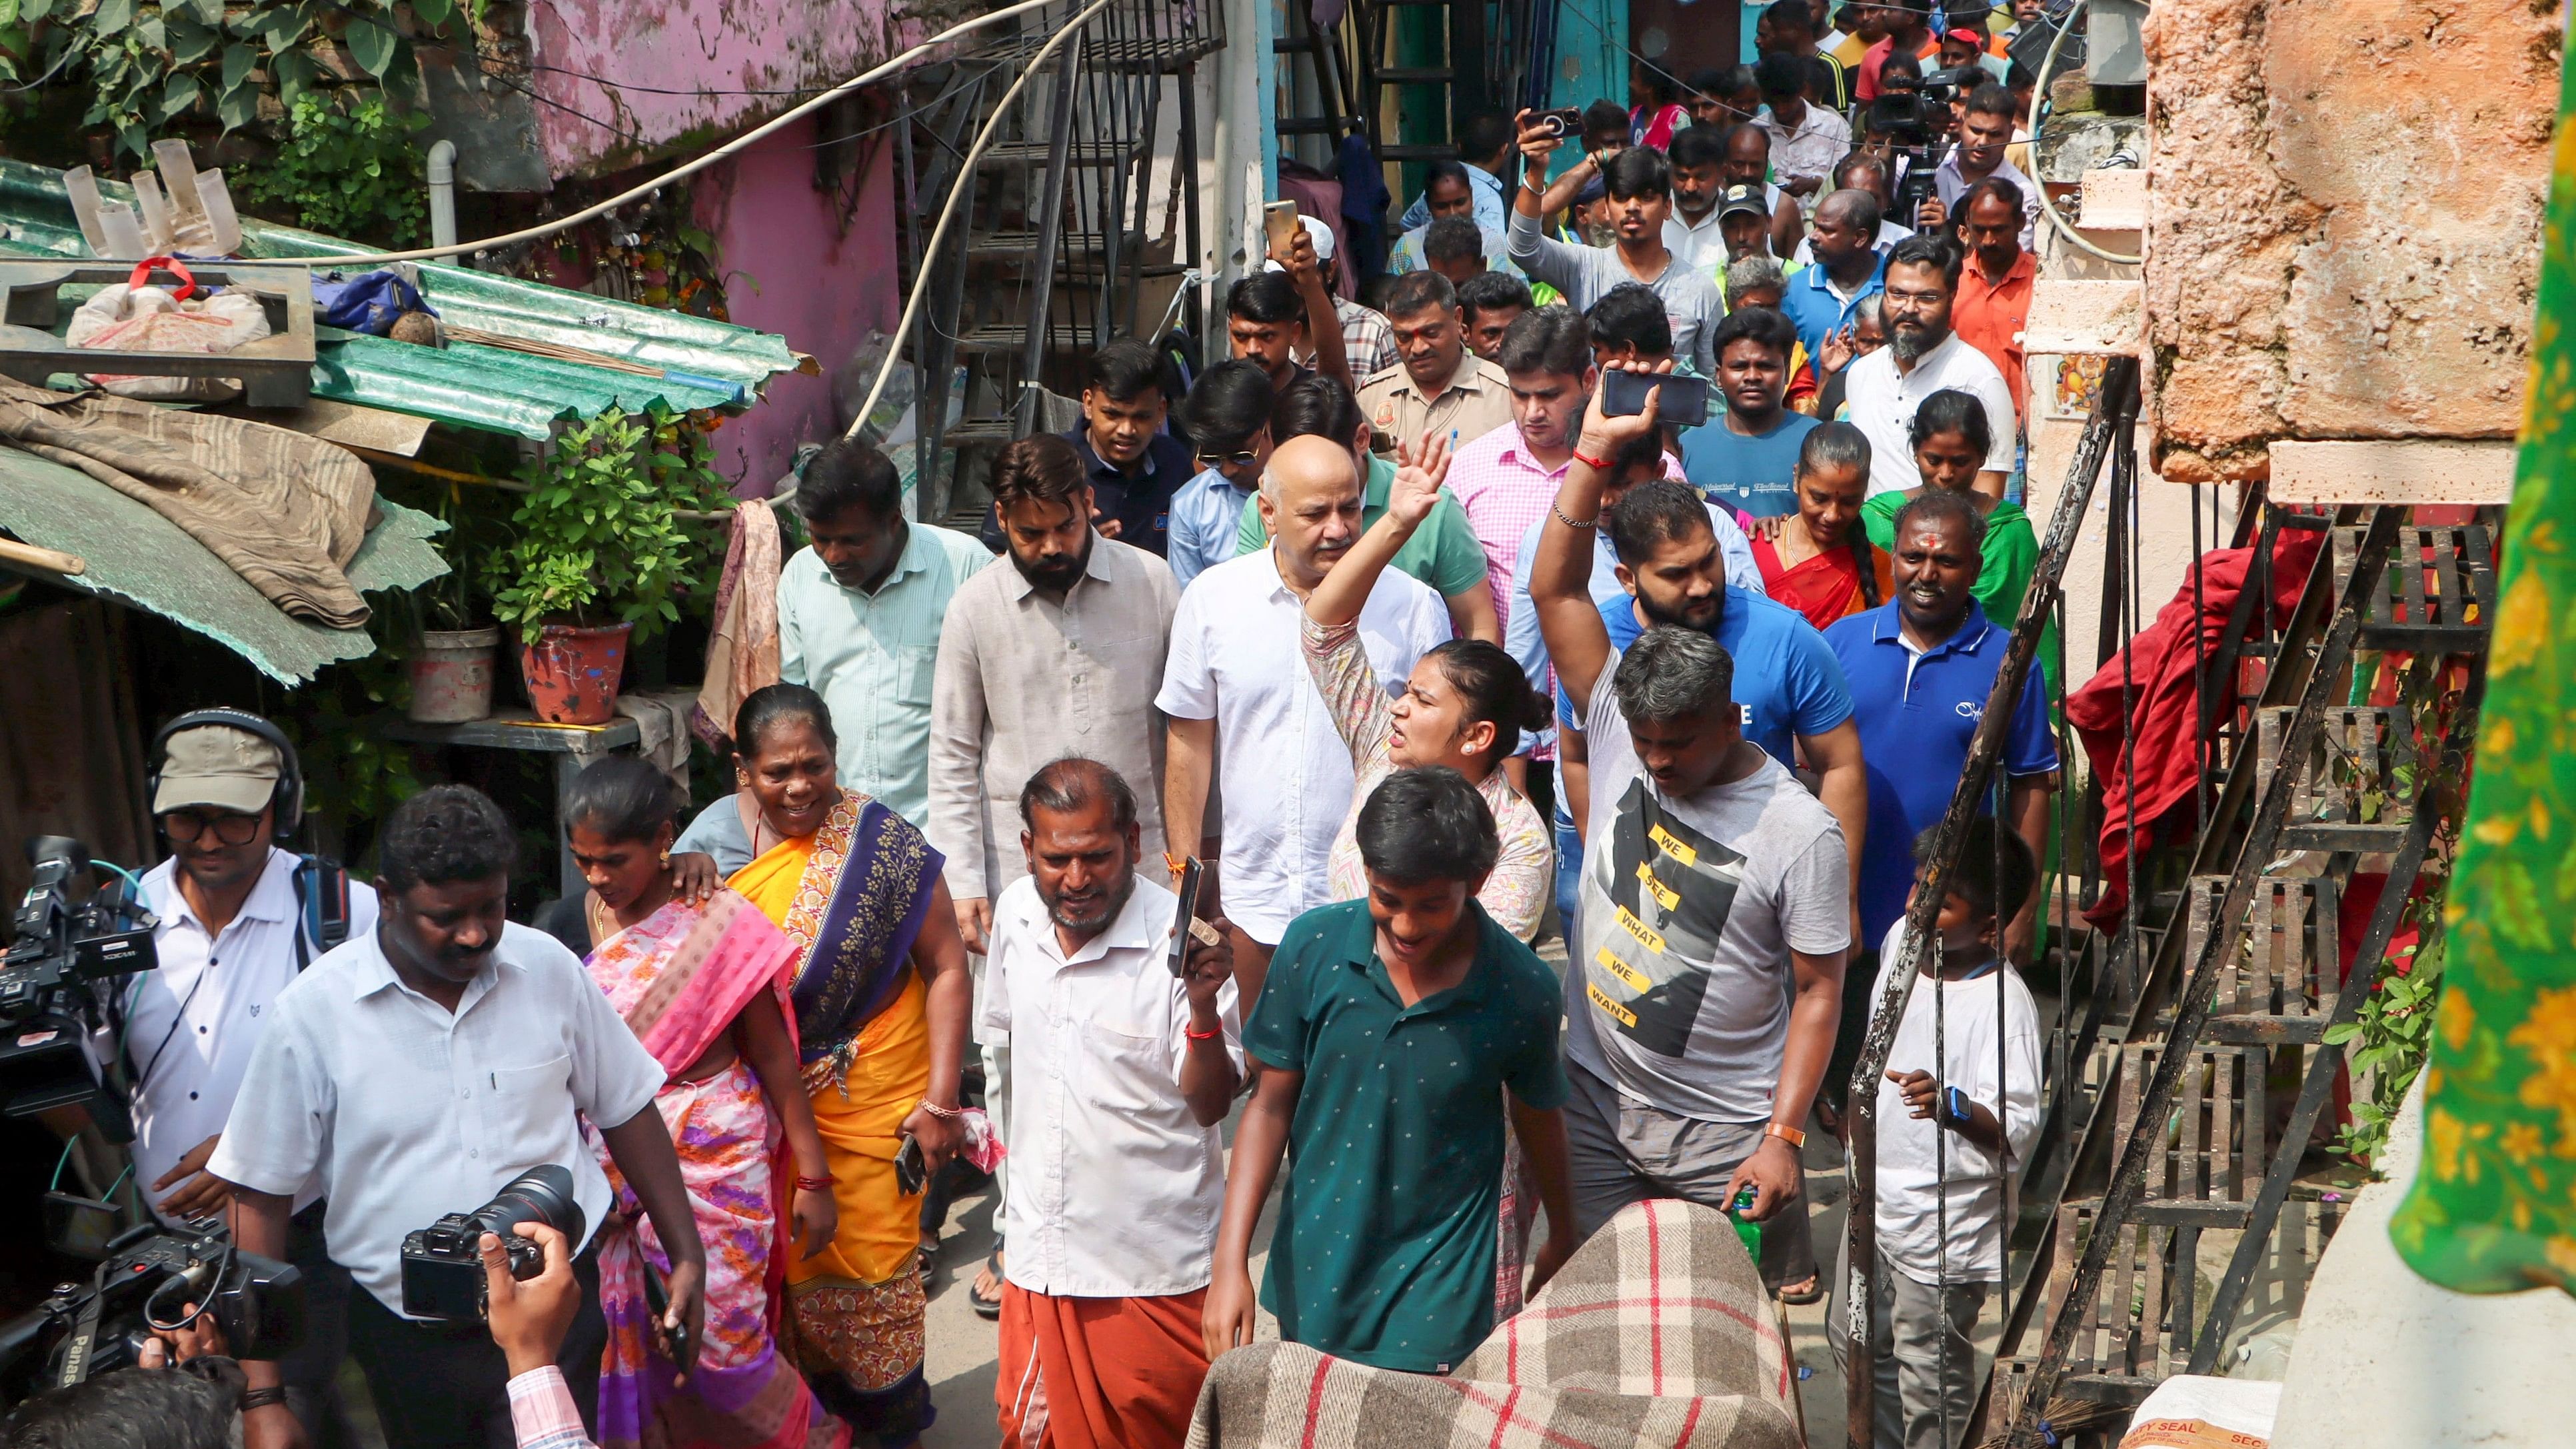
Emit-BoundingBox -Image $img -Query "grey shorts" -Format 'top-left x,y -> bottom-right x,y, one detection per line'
1561,1060 -> 1818,1288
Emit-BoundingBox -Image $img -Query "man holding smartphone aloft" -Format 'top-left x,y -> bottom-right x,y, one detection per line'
980,758 -> 1241,1449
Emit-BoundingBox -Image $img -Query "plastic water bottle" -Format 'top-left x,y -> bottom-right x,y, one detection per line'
1728,1184 -> 1762,1262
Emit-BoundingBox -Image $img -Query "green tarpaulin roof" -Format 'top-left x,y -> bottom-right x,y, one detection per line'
0,444 -> 447,685
0,160 -> 802,439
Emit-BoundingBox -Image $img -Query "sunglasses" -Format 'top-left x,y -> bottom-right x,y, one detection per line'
161,810 -> 263,846
1196,450 -> 1261,470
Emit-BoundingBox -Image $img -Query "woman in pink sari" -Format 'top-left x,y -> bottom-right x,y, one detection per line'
559,756 -> 850,1449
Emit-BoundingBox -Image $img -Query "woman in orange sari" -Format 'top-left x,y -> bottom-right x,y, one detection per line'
722,685 -> 972,1448
557,755 -> 848,1449
1746,420 -> 1892,631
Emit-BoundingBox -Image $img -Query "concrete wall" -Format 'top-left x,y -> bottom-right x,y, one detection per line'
2139,0 -> 2557,485
519,0 -> 900,175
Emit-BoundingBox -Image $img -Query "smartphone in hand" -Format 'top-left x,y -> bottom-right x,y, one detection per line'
894,1135 -> 926,1196
1262,201 -> 1302,257
1168,856 -> 1204,978
1601,369 -> 1712,429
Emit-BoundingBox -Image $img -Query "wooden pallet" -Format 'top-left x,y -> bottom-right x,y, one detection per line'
2111,1043 -> 2269,1225
2332,521 -> 2496,651
2255,705 -> 2416,852
2186,874 -> 2340,1043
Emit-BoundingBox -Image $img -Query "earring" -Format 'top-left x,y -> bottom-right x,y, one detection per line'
659,849 -> 672,866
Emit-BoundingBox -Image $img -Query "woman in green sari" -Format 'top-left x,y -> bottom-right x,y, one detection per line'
1862,387 -> 2060,697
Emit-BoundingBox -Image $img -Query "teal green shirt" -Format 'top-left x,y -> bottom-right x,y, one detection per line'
1242,898 -> 1569,1372
1234,453 -> 1490,601
776,520 -> 990,828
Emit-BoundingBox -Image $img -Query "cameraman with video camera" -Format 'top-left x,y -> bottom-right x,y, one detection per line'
113,712 -> 379,1446
208,784 -> 704,1449
1914,83 -> 2042,250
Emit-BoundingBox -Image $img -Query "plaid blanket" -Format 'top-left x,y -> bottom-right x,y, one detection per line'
1186,1198 -> 1802,1448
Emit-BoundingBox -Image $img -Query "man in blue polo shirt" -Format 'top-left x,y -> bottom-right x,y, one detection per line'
1780,190 -> 1891,389
1821,490 -> 2056,1108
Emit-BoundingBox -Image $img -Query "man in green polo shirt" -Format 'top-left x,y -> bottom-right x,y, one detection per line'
1203,766 -> 1576,1374
1235,376 -> 1501,643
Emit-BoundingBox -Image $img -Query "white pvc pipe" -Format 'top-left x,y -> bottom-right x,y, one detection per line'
427,139 -> 458,263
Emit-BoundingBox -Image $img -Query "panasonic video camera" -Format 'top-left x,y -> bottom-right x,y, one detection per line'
0,837 -> 156,1139
0,1218 -> 303,1403
399,1165 -> 587,1321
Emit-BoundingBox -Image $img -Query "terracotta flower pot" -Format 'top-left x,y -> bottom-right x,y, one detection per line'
518,622 -> 633,725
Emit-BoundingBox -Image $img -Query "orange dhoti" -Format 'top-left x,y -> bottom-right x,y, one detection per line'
994,1284 -> 1212,1449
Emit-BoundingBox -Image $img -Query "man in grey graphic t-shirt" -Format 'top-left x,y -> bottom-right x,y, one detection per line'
1524,364 -> 1852,1303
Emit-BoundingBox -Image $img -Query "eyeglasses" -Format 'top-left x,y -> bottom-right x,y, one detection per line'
1196,451 -> 1261,470
161,810 -> 263,846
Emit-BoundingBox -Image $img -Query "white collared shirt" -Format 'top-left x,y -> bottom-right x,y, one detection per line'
130,849 -> 379,1222
1154,545 -> 1450,942
1844,331 -> 2022,496
208,921 -> 664,1316
979,873 -> 1244,1298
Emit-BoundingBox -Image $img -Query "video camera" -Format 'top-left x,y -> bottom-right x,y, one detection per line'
0,1217 -> 303,1402
399,1165 -> 587,1321
0,838 -> 156,1138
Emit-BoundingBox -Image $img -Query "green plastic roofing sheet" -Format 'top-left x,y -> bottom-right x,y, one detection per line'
0,444 -> 449,685
0,161 -> 801,440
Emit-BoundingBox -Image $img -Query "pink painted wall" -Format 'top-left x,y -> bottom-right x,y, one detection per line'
520,0 -> 898,175
511,0 -> 907,491
691,117 -> 901,493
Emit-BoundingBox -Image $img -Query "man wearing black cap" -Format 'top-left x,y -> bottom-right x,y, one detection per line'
128,713 -> 380,1446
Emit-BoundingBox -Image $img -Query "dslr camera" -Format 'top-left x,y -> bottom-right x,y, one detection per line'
0,837 -> 156,1138
0,1218 -> 303,1402
399,1165 -> 587,1321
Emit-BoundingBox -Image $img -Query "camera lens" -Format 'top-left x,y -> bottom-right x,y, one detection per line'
469,1164 -> 585,1250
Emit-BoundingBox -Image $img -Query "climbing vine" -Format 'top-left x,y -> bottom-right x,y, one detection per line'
7,0 -> 444,159
2324,653 -> 2474,1171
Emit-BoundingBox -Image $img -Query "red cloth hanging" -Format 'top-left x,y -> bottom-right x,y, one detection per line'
2066,526 -> 2325,927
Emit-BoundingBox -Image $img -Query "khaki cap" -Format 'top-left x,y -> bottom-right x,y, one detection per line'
153,725 -> 283,816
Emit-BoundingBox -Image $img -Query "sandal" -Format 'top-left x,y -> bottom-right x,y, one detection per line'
1775,1274 -> 1824,1306
970,1249 -> 1005,1320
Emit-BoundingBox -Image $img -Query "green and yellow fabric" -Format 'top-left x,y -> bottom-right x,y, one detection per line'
2387,72 -> 2576,1296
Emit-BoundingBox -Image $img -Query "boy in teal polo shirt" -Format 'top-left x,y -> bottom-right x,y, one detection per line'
1203,767 -> 1576,1373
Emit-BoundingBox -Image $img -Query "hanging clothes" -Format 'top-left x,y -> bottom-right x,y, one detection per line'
2065,525 -> 2324,927
693,498 -> 782,748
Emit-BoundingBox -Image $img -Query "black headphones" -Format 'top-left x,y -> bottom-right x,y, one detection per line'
147,708 -> 306,837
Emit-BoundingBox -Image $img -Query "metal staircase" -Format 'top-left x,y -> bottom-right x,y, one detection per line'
892,0 -> 1221,527
1983,504 -> 2494,1438
1836,352 -> 2496,1446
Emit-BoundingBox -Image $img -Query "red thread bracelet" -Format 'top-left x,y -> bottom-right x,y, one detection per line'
1184,1024 -> 1224,1042
795,1175 -> 835,1191
1570,449 -> 1614,472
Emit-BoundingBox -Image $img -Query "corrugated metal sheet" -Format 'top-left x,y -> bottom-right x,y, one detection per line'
0,160 -> 800,439
0,444 -> 449,684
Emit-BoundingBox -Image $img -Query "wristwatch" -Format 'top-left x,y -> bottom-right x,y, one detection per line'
1764,1121 -> 1806,1151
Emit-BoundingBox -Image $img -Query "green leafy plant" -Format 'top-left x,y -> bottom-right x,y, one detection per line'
21,0 -> 437,161
485,409 -> 711,641
234,89 -> 429,245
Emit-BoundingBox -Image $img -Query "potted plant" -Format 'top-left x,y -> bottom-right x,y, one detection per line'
486,409 -> 702,724
407,507 -> 507,724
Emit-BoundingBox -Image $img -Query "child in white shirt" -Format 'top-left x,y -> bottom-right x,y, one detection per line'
1836,818 -> 2043,1449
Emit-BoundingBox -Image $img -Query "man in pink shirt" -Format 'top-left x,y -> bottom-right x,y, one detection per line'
1443,307 -> 1604,635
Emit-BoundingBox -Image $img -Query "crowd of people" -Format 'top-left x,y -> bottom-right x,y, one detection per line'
13,7 -> 2075,1449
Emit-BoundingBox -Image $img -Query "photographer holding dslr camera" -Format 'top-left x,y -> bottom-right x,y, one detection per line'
208,784 -> 704,1449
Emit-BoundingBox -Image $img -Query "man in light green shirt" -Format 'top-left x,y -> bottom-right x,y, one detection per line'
778,438 -> 990,826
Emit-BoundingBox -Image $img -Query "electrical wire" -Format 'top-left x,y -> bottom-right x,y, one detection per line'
842,1 -> 1114,443
67,0 -> 1072,268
